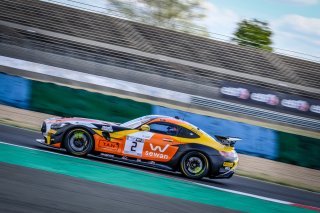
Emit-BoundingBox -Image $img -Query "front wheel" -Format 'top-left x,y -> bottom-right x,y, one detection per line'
180,151 -> 209,179
64,128 -> 93,156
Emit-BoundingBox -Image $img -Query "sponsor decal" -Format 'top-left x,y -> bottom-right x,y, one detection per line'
101,125 -> 113,132
100,153 -> 115,158
126,136 -> 144,143
150,144 -> 169,152
145,151 -> 169,159
100,141 -> 119,150
135,138 -> 143,142
281,99 -> 310,112
145,144 -> 170,159
127,131 -> 154,140
221,81 -> 320,117
71,121 -> 97,128
250,93 -> 279,105
220,87 -> 250,99
310,105 -> 320,114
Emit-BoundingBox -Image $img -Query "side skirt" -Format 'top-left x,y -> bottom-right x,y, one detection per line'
97,153 -> 174,172
36,140 -> 174,172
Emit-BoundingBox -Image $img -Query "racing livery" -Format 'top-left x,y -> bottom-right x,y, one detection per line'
38,115 -> 240,179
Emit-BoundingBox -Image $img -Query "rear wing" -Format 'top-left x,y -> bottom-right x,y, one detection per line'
215,135 -> 241,147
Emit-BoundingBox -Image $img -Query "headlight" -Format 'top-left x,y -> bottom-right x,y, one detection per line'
51,122 -> 68,129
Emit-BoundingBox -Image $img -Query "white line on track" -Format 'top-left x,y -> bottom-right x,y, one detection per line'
0,141 -> 89,161
233,172 -> 319,194
193,182 -> 291,204
0,141 -> 316,210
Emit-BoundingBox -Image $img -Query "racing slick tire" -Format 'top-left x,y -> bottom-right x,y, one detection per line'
64,128 -> 94,156
180,151 -> 209,179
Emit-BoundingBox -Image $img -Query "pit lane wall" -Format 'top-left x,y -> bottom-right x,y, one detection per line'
0,73 -> 319,169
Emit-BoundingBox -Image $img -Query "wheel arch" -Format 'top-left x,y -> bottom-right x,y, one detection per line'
60,125 -> 96,149
179,150 -> 211,179
168,143 -> 220,173
178,149 -> 212,171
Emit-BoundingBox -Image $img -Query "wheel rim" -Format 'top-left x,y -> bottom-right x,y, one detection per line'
68,131 -> 90,152
185,156 -> 204,175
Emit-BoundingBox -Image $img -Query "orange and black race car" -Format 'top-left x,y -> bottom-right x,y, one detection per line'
37,115 -> 240,179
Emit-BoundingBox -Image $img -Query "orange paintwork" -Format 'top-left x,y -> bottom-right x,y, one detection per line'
93,132 -> 179,162
142,139 -> 179,162
82,117 -> 233,162
52,143 -> 61,148
94,134 -> 123,155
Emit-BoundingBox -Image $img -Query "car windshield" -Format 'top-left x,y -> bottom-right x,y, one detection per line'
120,115 -> 169,129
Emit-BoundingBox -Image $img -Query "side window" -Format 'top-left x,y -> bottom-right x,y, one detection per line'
178,127 -> 199,138
148,122 -> 179,136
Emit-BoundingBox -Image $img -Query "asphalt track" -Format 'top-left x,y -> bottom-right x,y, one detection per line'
0,162 -> 239,213
0,124 -> 319,212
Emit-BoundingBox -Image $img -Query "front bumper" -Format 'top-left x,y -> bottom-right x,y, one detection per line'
44,129 -> 58,144
39,127 -> 64,148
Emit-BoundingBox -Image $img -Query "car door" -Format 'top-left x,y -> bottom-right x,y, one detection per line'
141,122 -> 180,162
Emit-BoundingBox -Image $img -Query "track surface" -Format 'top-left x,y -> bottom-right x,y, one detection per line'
0,162 -> 238,213
0,124 -> 319,210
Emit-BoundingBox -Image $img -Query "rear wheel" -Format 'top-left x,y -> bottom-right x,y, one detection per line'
64,128 -> 93,156
180,151 -> 209,179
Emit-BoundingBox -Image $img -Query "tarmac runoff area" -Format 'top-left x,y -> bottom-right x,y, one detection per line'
0,141 -> 319,213
1,104 -> 320,192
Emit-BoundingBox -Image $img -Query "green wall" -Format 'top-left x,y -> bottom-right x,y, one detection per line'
29,81 -> 152,123
278,132 -> 320,169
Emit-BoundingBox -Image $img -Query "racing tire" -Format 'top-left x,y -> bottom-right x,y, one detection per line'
64,128 -> 94,156
180,151 -> 209,179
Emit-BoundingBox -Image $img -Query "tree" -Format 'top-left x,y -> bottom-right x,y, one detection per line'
232,19 -> 273,51
106,0 -> 208,36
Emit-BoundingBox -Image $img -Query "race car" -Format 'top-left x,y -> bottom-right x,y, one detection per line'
37,115 -> 240,179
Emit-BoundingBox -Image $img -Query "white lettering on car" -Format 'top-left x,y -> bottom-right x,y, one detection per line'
149,144 -> 169,152
144,144 -> 170,159
145,151 -> 169,159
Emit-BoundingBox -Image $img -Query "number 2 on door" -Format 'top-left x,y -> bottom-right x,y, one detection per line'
124,136 -> 144,156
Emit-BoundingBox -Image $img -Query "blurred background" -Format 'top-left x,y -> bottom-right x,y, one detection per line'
0,0 -> 320,192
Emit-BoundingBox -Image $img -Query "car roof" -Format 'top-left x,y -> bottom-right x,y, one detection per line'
149,116 -> 197,128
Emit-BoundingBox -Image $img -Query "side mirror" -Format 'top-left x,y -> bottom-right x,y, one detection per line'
140,124 -> 150,131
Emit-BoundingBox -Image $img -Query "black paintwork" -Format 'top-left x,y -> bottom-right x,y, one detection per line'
165,143 -> 235,177
46,122 -> 132,147
49,124 -> 96,146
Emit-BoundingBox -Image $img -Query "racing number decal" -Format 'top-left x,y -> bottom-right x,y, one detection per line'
131,141 -> 137,151
124,136 -> 144,156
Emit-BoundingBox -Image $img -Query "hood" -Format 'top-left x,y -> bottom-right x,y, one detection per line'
45,117 -> 114,124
